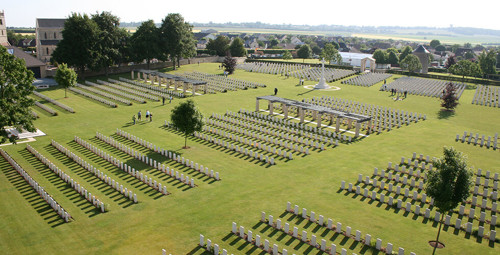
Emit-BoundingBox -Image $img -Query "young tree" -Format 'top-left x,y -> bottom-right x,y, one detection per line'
222,55 -> 237,75
130,20 -> 160,69
54,63 -> 77,98
400,54 -> 422,75
0,46 -> 36,144
297,44 -> 311,62
320,43 -> 342,64
440,82 -> 459,111
430,39 -> 441,49
206,35 -> 230,56
282,50 -> 293,60
170,100 -> 203,148
426,147 -> 472,255
478,49 -> 497,75
229,37 -> 247,57
52,13 -> 99,79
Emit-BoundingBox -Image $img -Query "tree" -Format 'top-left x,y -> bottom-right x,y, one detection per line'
372,49 -> 387,64
441,82 -> 459,111
478,49 -> 497,75
159,13 -> 195,70
387,51 -> 399,65
435,45 -> 446,52
320,43 -> 341,64
451,44 -> 460,53
426,147 -> 472,255
52,13 -> 99,79
282,50 -> 293,60
270,38 -> 279,48
399,46 -> 413,63
311,45 -> 322,55
430,39 -> 441,49
222,55 -> 236,75
91,12 -> 124,76
464,51 -> 475,60
449,60 -> 481,80
464,42 -> 472,49
496,51 -> 500,68
170,100 -> 203,148
297,44 -> 311,62
400,54 -> 422,75
54,63 -> 77,98
0,46 -> 36,144
445,55 -> 456,69
331,41 -> 340,50
229,37 -> 247,57
206,36 -> 230,57
130,20 -> 160,69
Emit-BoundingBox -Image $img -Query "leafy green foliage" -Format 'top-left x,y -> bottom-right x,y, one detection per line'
430,39 -> 441,49
435,45 -> 446,52
54,63 -> 77,98
159,13 -> 196,70
206,35 -> 230,57
170,99 -> 203,148
297,44 -> 311,60
445,55 -> 456,69
372,49 -> 387,64
440,82 -> 459,111
130,20 -> 160,69
449,60 -> 481,78
229,37 -> 247,57
478,49 -> 497,75
282,50 -> 293,60
399,46 -> 413,64
91,12 -> 127,75
222,56 -> 237,75
0,46 -> 36,144
320,43 -> 342,64
400,54 -> 422,74
387,51 -> 399,65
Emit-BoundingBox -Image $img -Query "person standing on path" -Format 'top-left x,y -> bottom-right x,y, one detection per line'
138,111 -> 142,121
274,88 -> 278,96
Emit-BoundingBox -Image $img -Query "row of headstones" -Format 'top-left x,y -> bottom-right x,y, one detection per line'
341,72 -> 393,87
193,130 -> 278,164
73,136 -> 169,195
51,139 -> 136,203
208,114 -> 334,148
237,62 -> 308,75
363,171 -> 426,192
471,85 -> 500,107
121,77 -> 185,98
0,149 -> 72,222
191,71 -> 266,87
291,66 -> 356,82
203,124 -> 304,157
340,181 -> 498,238
233,110 -> 352,144
377,165 -> 428,183
110,78 -> 172,99
284,202 -> 411,255
457,131 -> 498,149
33,91 -> 75,113
68,87 -> 118,108
115,129 -> 220,181
78,82 -> 133,105
231,222 -> 293,255
96,132 -> 197,187
180,72 -> 264,92
199,235 -> 234,255
26,145 -> 105,212
382,76 -> 466,99
96,79 -> 157,102
86,80 -> 147,104
34,101 -> 58,116
473,171 -> 500,191
99,79 -> 160,101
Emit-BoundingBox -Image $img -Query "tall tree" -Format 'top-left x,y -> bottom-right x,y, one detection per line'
0,46 -> 36,144
430,39 -> 441,49
282,50 -> 293,60
159,13 -> 195,70
372,49 -> 387,64
54,63 -> 77,98
449,60 -> 481,79
297,44 -> 311,62
170,100 -> 203,148
229,37 -> 247,57
400,54 -> 422,75
478,49 -> 497,75
222,56 -> 237,75
320,43 -> 342,64
387,51 -> 399,65
399,46 -> 413,64
441,82 -> 459,111
52,13 -> 99,79
426,147 -> 472,255
130,20 -> 160,69
91,12 -> 124,76
206,36 -> 230,56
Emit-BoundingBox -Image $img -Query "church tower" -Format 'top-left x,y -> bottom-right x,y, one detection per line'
0,11 -> 9,46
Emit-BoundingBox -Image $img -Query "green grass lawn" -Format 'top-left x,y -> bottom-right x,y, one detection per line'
0,62 -> 499,255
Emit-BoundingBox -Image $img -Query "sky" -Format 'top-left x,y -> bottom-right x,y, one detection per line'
3,0 -> 500,30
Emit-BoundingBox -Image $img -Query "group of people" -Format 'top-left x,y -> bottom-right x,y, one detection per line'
132,110 -> 152,124
390,88 -> 408,100
162,96 -> 172,105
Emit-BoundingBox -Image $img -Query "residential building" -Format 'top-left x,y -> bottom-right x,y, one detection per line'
6,46 -> 46,78
36,18 -> 65,63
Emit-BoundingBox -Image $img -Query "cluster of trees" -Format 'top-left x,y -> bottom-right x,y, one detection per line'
205,35 -> 247,57
7,30 -> 35,46
53,12 -> 197,78
446,49 -> 497,78
372,48 -> 401,65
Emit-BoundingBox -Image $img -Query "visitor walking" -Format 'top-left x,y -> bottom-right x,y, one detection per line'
162,96 -> 165,105
132,115 -> 136,125
146,110 -> 150,119
138,111 -> 142,121
149,112 -> 153,122
169,95 -> 172,104
404,91 -> 407,98
274,88 -> 278,96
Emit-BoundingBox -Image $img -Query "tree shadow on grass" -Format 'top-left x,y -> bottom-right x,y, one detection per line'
437,109 -> 455,119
